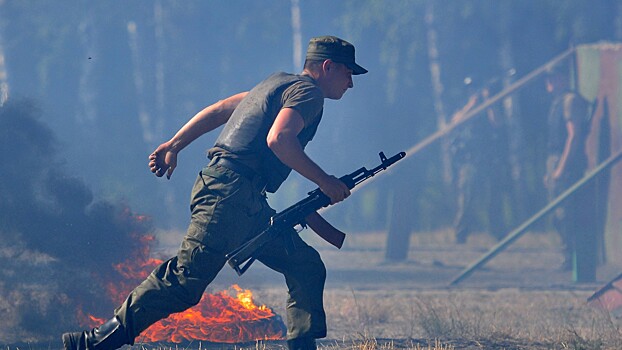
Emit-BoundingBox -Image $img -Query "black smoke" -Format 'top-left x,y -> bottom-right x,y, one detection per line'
0,100 -> 154,343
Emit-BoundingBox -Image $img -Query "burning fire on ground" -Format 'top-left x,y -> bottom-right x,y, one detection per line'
80,223 -> 286,344
137,284 -> 285,343
0,102 -> 284,343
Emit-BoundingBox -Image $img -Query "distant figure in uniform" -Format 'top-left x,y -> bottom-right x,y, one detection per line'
544,66 -> 591,271
451,77 -> 512,244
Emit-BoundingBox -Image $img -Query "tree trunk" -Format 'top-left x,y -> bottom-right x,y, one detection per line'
425,0 -> 451,185
384,1 -> 447,262
77,11 -> 97,126
154,0 -> 166,147
498,2 -> 523,230
384,188 -> 416,262
290,0 -> 303,72
0,2 -> 9,106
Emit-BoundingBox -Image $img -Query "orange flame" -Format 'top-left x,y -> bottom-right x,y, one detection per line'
137,285 -> 285,344
78,216 -> 286,344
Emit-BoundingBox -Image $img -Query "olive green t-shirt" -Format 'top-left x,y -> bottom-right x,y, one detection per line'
208,72 -> 324,192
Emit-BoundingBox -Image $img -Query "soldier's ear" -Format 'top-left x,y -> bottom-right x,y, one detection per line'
322,59 -> 334,73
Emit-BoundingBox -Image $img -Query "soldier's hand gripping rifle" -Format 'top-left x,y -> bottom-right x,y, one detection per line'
225,151 -> 406,276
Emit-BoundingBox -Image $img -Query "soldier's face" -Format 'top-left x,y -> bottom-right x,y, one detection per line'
324,61 -> 354,100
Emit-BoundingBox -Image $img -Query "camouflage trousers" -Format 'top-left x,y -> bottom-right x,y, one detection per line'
114,162 -> 327,342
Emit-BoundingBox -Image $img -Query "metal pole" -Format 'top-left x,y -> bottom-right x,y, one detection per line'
449,149 -> 622,286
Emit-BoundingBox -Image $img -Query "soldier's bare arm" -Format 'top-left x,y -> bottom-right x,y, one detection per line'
266,107 -> 350,204
149,92 -> 248,179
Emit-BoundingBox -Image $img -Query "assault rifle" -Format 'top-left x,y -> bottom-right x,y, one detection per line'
225,151 -> 406,276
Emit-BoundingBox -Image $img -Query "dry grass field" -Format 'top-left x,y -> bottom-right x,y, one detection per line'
127,229 -> 622,350
20,229 -> 620,350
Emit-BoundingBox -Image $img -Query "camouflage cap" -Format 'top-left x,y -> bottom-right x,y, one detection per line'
306,36 -> 368,75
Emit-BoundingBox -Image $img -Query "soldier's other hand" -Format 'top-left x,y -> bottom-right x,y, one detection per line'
318,175 -> 351,204
149,143 -> 178,179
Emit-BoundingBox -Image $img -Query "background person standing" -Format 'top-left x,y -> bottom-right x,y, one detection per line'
544,65 -> 592,274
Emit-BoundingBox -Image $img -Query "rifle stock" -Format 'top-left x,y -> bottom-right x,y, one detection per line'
226,151 -> 406,275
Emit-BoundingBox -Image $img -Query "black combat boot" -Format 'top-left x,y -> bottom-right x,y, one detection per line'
62,316 -> 130,350
287,337 -> 316,350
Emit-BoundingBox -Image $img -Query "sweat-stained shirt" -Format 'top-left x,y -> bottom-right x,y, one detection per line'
208,72 -> 324,193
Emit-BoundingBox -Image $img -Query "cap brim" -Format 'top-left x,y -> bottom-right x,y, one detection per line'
345,62 -> 368,75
